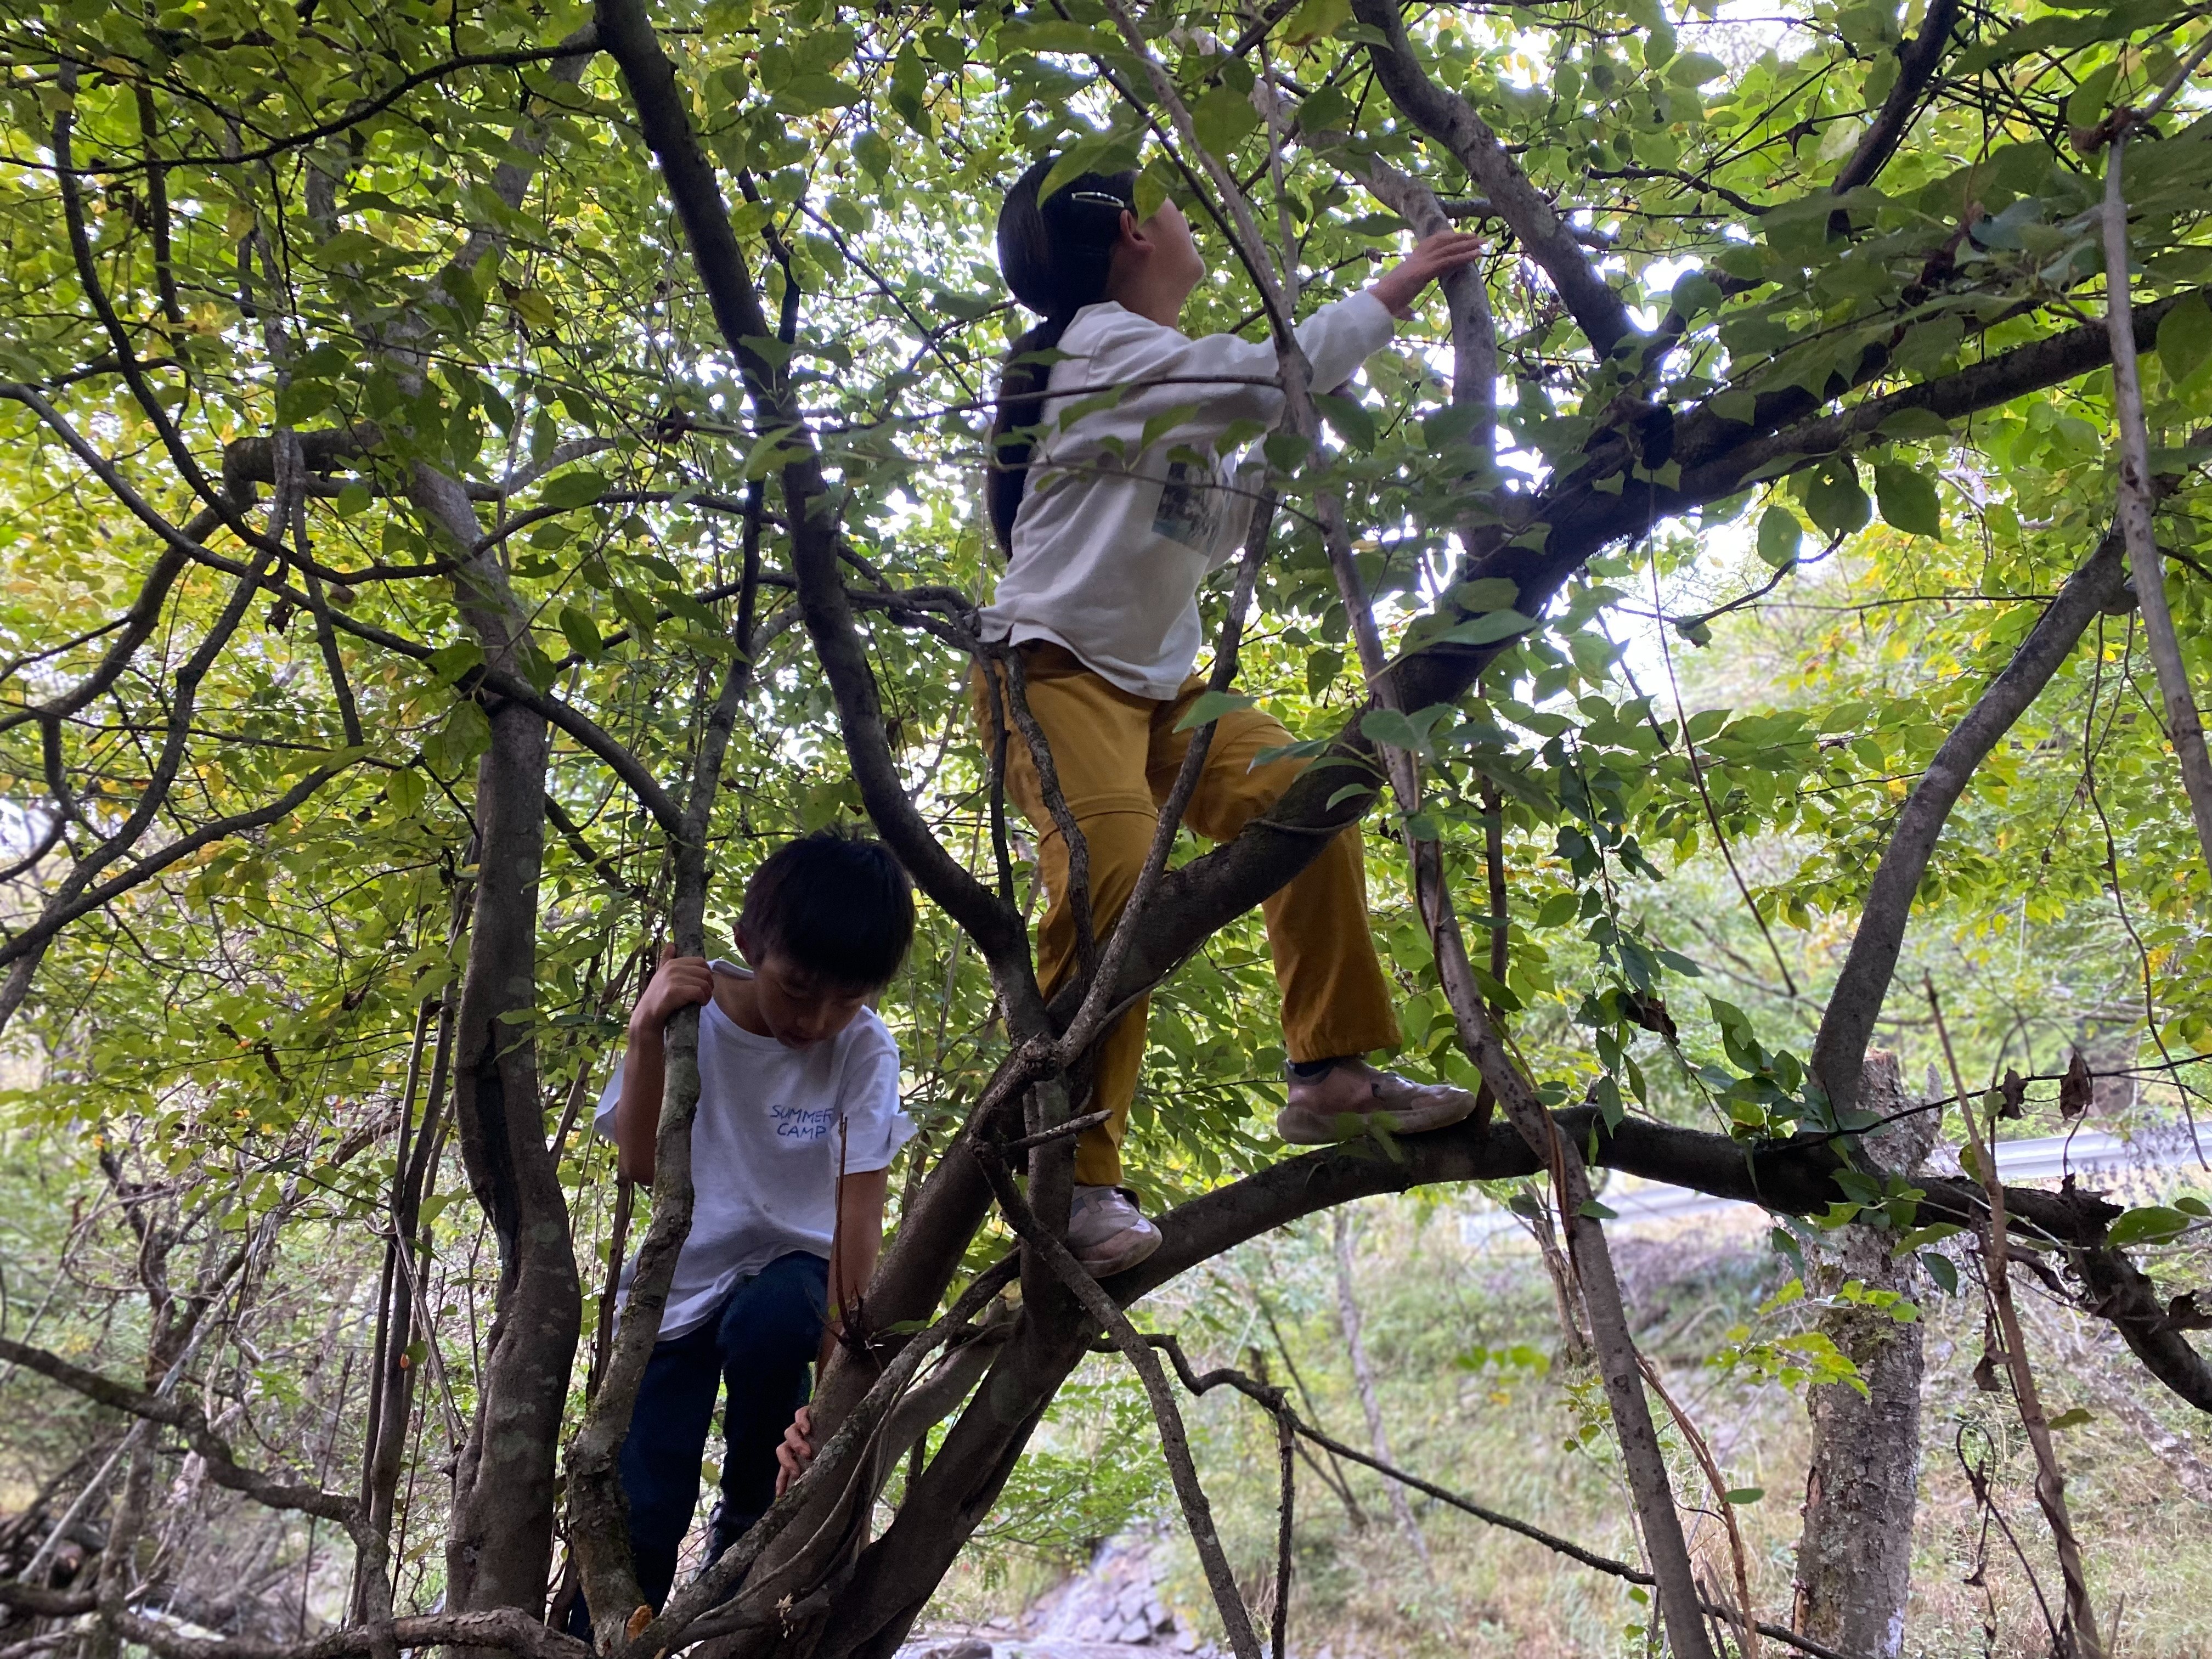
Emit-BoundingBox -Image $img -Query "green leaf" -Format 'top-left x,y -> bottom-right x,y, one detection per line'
538,469 -> 610,510
1173,689 -> 1256,732
1139,403 -> 1201,452
1296,83 -> 1356,136
1360,707 -> 1423,751
777,73 -> 862,112
2047,1407 -> 2094,1430
1920,1252 -> 1959,1295
1133,155 -> 1178,224
2157,292 -> 2212,384
1449,577 -> 1521,612
1667,51 -> 1728,86
1803,455 -> 1870,538
1535,893 -> 1580,928
1874,462 -> 1942,538
386,766 -> 427,817
2107,1204 -> 2194,1247
1191,84 -> 1262,155
1441,610 -> 1534,647
558,604 -> 605,662
2065,61 -> 2120,131
315,228 -> 386,265
851,128 -> 895,180
1723,1487 -> 1764,1504
1283,0 -> 1351,48
426,640 -> 486,683
1313,392 -> 1376,452
1425,403 -> 1487,449
996,17 -> 1108,53
1756,505 -> 1802,569
1305,647 -> 1344,698
1577,1198 -> 1618,1220
1876,407 -> 1951,442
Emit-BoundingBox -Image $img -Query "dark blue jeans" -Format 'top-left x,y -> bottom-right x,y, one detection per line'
567,1250 -> 827,1639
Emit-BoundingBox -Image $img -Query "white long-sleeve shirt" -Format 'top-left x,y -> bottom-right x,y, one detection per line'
981,291 -> 1395,699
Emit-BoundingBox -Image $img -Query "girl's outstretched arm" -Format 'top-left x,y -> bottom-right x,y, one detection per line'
1369,230 -> 1486,317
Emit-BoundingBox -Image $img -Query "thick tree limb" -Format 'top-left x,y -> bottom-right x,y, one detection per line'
1810,522 -> 2131,1115
591,0 -> 1027,979
568,496 -> 766,1635
93,1609 -> 586,1659
1673,287 -> 2205,500
1087,282 -> 2209,1050
2072,1241 -> 2212,1412
1830,0 -> 1962,193
1350,0 -> 1630,356
1121,1111 -> 2212,1419
1346,154 -> 1496,475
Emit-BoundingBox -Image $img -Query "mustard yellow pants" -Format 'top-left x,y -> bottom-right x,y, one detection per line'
973,641 -> 1400,1187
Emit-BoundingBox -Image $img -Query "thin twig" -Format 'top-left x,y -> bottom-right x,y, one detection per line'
1927,978 -> 2103,1658
978,1159 -> 1264,1659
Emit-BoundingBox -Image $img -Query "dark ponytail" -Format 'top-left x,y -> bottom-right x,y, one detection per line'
987,156 -> 1137,554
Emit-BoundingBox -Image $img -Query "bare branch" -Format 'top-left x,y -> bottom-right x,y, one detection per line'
0,1337 -> 358,1527
2102,132 -> 2212,873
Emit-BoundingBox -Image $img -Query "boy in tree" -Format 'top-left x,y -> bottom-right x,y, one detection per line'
572,827 -> 915,1635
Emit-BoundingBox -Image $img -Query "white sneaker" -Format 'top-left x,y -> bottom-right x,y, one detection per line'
1066,1185 -> 1164,1277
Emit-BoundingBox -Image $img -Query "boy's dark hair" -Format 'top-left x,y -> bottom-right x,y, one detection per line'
737,827 -> 914,989
988,155 -> 1138,555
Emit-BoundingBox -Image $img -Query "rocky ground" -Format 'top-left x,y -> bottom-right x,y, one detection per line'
898,1536 -> 1221,1659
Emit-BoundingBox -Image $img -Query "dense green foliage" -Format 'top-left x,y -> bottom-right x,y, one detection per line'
3,0 -> 2212,1647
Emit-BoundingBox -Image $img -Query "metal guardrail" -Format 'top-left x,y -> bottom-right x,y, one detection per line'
1460,1123 -> 2211,1239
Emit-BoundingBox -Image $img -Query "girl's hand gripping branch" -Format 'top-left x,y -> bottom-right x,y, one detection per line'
1368,230 -> 1487,319
612,946 -> 716,1182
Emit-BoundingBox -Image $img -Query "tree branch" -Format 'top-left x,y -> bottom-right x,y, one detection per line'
2102,129 -> 2212,875
1830,0 -> 1961,193
1810,521 -> 2132,1115
0,1336 -> 359,1526
591,0 -> 1028,978
1350,0 -> 1630,356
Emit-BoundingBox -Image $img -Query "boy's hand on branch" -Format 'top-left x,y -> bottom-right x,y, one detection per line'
631,946 -> 714,1038
1369,231 -> 1486,319
774,1404 -> 815,1498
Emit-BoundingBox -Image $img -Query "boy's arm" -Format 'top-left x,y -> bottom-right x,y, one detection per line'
613,950 -> 715,1184
819,1166 -> 890,1373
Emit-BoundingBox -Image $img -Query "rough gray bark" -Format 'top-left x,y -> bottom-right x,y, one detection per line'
1791,1052 -> 1938,1659
347,37 -> 596,1632
568,496 -> 765,1638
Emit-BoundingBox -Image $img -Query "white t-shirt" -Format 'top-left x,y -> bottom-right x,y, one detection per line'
594,961 -> 913,1340
981,291 -> 1395,700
